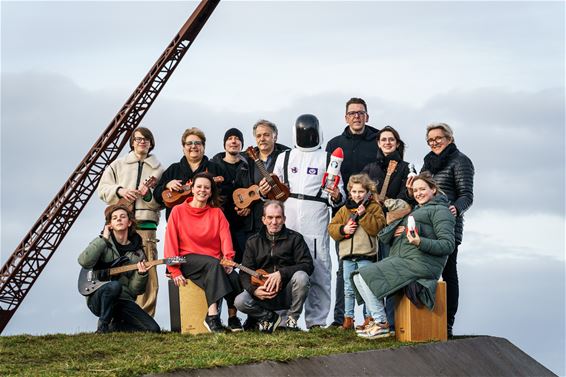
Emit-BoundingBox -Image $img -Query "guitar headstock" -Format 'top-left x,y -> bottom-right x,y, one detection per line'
246,146 -> 258,160
165,256 -> 187,265
220,258 -> 236,268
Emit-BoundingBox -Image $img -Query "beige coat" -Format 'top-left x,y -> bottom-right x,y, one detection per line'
98,151 -> 164,224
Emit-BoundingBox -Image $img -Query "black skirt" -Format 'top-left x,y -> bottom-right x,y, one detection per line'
180,254 -> 241,307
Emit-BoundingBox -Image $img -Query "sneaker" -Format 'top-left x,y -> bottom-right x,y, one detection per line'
328,321 -> 342,328
204,314 -> 225,333
355,316 -> 374,334
258,311 -> 281,334
243,316 -> 259,331
358,321 -> 392,339
285,317 -> 300,331
96,320 -> 110,334
227,316 -> 244,332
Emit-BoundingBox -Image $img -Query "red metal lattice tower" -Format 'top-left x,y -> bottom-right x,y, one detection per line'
0,0 -> 220,333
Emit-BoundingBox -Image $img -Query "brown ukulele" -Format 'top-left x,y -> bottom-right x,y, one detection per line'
245,146 -> 290,201
162,175 -> 224,208
220,258 -> 274,289
107,176 -> 157,216
233,184 -> 261,209
377,160 -> 398,203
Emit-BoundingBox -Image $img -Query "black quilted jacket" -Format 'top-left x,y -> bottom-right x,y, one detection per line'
421,148 -> 474,244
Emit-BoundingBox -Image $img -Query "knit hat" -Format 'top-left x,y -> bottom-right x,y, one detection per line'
223,128 -> 244,147
384,198 -> 412,224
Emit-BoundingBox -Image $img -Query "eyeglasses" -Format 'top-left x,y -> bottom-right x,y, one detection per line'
133,137 -> 149,143
346,111 -> 367,118
426,136 -> 446,146
379,137 -> 396,143
184,140 -> 203,147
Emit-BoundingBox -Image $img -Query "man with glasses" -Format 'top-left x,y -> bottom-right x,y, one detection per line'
98,127 -> 164,317
154,127 -> 221,221
326,97 -> 380,329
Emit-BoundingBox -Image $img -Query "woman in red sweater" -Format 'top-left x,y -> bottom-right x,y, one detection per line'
165,172 -> 242,332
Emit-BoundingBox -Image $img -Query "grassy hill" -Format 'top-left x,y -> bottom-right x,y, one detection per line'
0,327 -> 410,376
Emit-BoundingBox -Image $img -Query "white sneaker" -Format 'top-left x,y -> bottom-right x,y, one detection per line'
285,316 -> 300,331
358,321 -> 392,339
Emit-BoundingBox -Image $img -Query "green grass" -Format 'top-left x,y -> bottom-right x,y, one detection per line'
0,328 -> 416,376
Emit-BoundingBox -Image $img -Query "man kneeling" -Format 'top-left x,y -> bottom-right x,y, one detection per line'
235,200 -> 314,332
78,204 -> 160,333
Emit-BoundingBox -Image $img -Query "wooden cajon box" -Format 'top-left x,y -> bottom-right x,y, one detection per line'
395,280 -> 447,342
168,279 -> 209,334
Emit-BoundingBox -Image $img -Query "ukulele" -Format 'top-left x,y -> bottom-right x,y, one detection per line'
220,258 -> 274,289
377,160 -> 398,203
78,256 -> 186,296
162,175 -> 224,208
107,176 -> 157,216
245,146 -> 290,201
233,184 -> 261,209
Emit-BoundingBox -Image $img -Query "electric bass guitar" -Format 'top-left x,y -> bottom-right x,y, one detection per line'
233,184 -> 261,209
220,258 -> 274,289
162,176 -> 224,208
377,160 -> 398,203
78,256 -> 186,296
245,147 -> 290,201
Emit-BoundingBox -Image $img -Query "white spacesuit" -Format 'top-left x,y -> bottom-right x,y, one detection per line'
273,114 -> 345,328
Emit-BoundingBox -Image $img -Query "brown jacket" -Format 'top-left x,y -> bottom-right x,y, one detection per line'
328,200 -> 386,260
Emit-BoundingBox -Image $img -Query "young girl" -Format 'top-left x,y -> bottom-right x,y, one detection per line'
328,173 -> 386,330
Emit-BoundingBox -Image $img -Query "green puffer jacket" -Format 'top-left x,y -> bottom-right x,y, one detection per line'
353,194 -> 455,310
78,235 -> 148,303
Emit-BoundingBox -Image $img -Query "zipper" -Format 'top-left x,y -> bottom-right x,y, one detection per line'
368,233 -> 373,248
314,238 -> 317,259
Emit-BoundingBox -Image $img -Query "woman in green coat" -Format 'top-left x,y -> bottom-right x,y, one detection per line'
352,173 -> 455,339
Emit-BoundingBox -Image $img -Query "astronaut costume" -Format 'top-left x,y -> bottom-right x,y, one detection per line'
273,114 -> 345,328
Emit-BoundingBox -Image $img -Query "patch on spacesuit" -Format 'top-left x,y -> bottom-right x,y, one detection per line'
291,167 -> 298,173
307,167 -> 318,175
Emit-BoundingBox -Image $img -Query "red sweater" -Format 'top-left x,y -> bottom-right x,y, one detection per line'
164,197 -> 235,278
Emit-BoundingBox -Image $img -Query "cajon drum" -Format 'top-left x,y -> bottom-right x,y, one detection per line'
168,279 -> 209,334
395,280 -> 447,342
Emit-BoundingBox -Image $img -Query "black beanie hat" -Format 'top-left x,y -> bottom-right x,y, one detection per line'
223,128 -> 244,147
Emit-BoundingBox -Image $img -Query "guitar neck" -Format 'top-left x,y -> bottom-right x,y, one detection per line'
109,259 -> 164,275
378,161 -> 398,202
230,261 -> 262,278
254,158 -> 273,183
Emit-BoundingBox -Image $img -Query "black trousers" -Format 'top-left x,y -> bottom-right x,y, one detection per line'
442,246 -> 459,332
87,281 -> 160,332
180,254 -> 242,308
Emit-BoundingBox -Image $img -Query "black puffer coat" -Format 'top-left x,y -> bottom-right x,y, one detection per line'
421,144 -> 474,244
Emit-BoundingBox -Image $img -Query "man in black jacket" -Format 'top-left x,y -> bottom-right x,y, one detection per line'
234,200 -> 314,333
233,120 -> 289,242
326,97 -> 380,328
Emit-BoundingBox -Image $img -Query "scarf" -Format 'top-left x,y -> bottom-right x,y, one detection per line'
112,232 -> 143,257
376,149 -> 402,171
422,143 -> 458,174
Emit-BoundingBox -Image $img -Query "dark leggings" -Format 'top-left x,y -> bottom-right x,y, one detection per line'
442,246 -> 459,332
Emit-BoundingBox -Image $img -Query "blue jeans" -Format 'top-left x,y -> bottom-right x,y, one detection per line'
352,273 -> 386,323
343,259 -> 372,318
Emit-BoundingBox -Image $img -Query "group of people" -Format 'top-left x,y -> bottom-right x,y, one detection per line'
78,97 -> 474,339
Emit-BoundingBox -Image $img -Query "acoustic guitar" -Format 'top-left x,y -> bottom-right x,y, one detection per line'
245,146 -> 290,201
233,184 -> 261,209
162,176 -> 224,208
220,258 -> 273,288
377,160 -> 398,203
78,256 -> 186,296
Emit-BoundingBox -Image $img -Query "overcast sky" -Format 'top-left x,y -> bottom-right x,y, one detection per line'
1,1 -> 564,374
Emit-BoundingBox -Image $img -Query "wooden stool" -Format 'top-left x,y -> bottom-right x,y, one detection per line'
168,279 -> 209,334
394,280 -> 447,342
